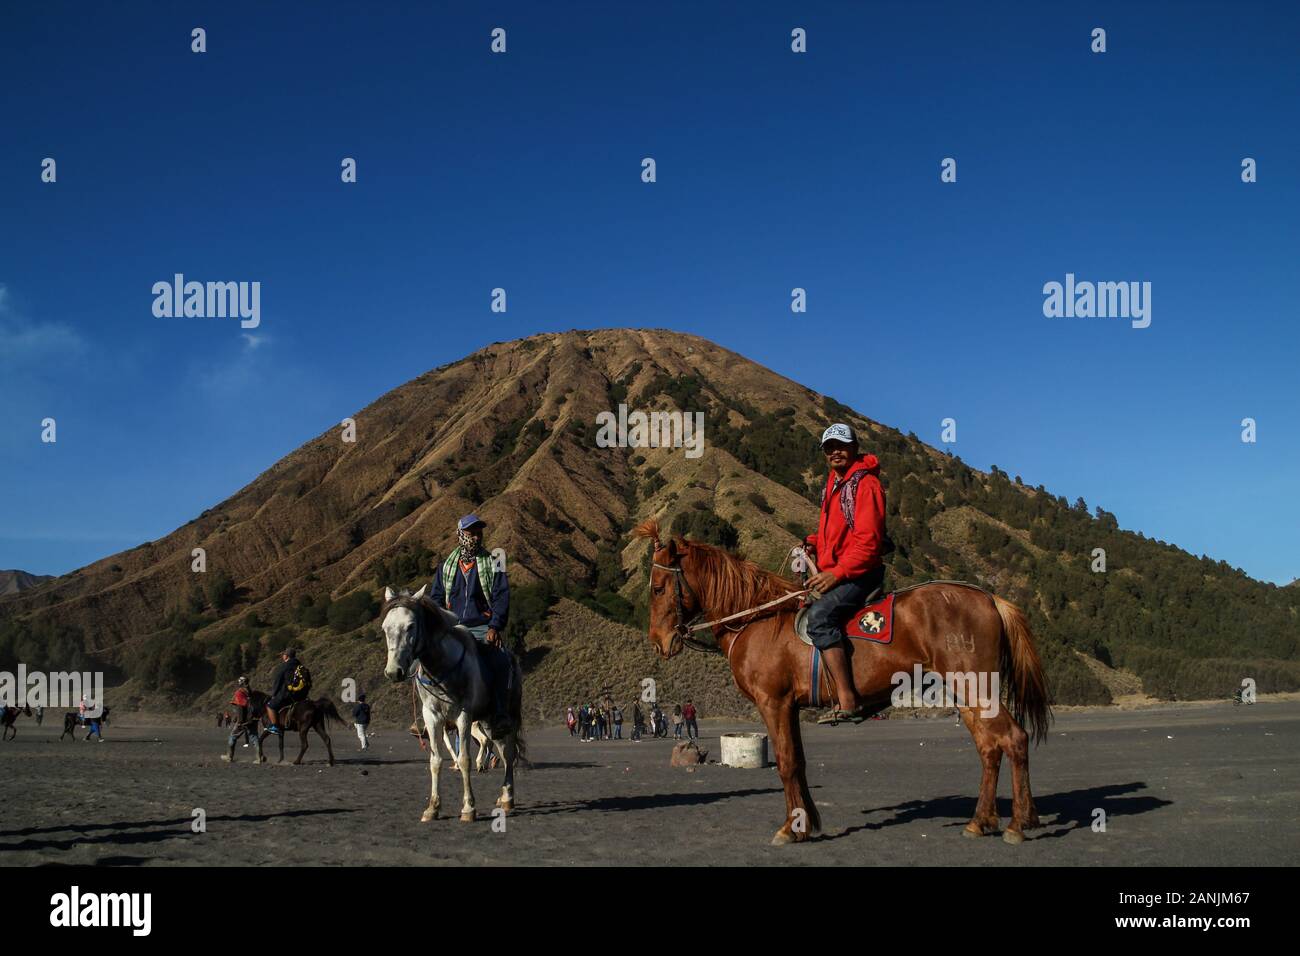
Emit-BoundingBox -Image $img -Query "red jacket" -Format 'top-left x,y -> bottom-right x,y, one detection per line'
805,453 -> 886,581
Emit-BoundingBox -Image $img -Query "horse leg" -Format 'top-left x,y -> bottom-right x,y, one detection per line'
493,733 -> 516,813
317,721 -> 335,767
422,711 -> 443,822
761,696 -> 817,845
474,723 -> 490,772
294,725 -> 309,765
455,711 -> 477,822
440,725 -> 457,763
1000,712 -> 1039,842
959,706 -> 1003,838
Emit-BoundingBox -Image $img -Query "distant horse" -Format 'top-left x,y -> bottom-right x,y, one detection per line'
60,707 -> 111,741
1,704 -> 32,741
635,519 -> 1051,846
253,694 -> 342,766
379,586 -> 524,823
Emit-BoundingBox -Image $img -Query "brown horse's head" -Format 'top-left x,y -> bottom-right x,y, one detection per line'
634,519 -> 695,659
636,517 -> 802,659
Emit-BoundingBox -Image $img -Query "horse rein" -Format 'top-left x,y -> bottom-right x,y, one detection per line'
651,557 -> 809,653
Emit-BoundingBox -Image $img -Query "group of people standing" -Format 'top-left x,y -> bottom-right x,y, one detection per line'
566,698 -> 698,742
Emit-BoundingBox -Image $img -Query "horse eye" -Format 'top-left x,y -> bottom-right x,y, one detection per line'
652,585 -> 665,595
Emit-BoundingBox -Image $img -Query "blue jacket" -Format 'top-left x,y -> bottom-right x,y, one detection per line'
431,557 -> 510,630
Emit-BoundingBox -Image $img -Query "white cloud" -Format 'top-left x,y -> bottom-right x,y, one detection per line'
0,283 -> 88,369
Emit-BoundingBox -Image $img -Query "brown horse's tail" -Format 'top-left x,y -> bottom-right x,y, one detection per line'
317,698 -> 345,728
993,595 -> 1052,744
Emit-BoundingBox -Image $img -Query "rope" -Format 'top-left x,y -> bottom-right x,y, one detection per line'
685,588 -> 809,634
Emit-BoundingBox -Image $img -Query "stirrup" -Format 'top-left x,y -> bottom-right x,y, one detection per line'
816,707 -> 868,726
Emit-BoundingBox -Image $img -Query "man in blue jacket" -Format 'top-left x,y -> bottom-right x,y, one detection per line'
431,513 -> 511,729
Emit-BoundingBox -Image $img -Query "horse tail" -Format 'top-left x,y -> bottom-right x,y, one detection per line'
992,595 -> 1052,744
318,699 -> 345,728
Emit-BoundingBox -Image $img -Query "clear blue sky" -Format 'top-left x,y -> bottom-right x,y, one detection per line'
2,2 -> 1296,584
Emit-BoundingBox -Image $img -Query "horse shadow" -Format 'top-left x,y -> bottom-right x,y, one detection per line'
819,781 -> 1169,841
0,808 -> 358,857
516,787 -> 782,818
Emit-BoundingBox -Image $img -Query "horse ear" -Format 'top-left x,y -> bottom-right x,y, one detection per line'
383,586 -> 395,602
412,583 -> 428,601
664,538 -> 678,559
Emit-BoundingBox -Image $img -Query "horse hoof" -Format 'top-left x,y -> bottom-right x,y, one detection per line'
771,829 -> 795,846
459,810 -> 476,823
962,825 -> 983,839
1003,829 -> 1025,845
420,808 -> 438,823
496,800 -> 513,814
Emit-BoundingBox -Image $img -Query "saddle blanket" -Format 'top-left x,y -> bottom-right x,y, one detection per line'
795,592 -> 895,646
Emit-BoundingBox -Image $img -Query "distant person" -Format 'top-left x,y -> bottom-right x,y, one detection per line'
579,703 -> 590,741
612,703 -> 623,739
566,704 -> 577,736
229,676 -> 255,747
683,699 -> 698,740
34,705 -> 44,726
83,698 -> 104,742
673,704 -> 684,739
353,693 -> 371,751
631,702 -> 645,742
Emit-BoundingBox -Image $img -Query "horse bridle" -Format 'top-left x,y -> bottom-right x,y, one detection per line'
651,553 -> 716,654
381,596 -> 466,695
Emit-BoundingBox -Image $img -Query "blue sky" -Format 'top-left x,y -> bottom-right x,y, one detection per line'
2,1 -> 1297,584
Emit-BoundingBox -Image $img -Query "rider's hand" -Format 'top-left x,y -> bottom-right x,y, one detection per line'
806,571 -> 840,595
486,627 -> 500,646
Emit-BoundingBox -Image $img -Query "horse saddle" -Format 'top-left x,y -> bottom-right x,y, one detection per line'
794,592 -> 896,646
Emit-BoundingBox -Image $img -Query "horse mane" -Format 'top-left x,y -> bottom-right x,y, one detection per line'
680,540 -> 798,620
637,516 -> 797,618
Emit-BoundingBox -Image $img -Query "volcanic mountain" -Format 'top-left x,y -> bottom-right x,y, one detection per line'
1,329 -> 1296,720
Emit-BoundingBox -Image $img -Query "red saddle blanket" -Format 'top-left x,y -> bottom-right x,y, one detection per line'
844,592 -> 895,644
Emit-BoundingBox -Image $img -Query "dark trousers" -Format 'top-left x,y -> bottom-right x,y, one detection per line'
805,566 -> 885,650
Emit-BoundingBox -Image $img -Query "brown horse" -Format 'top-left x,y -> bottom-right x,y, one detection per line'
253,696 -> 342,766
1,704 -> 32,741
634,519 -> 1051,846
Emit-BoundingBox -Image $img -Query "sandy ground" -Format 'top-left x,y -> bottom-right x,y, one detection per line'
2,700 -> 1297,866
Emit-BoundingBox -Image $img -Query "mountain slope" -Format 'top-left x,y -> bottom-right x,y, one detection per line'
0,570 -> 52,596
2,328 -> 1297,716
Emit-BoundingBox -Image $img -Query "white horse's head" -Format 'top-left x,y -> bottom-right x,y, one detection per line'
381,585 -> 432,682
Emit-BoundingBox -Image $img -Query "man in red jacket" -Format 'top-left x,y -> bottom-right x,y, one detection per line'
803,423 -> 887,725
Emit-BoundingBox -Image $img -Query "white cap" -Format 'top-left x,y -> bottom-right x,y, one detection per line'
820,423 -> 857,446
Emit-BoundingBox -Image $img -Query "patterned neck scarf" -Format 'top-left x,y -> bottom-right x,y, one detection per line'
457,526 -> 484,558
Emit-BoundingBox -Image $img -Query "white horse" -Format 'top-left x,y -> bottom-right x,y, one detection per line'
380,585 -> 523,822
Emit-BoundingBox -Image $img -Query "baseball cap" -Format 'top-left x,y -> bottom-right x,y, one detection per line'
820,423 -> 857,447
457,513 -> 487,531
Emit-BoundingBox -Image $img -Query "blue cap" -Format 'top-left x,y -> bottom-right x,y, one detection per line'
458,513 -> 487,531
